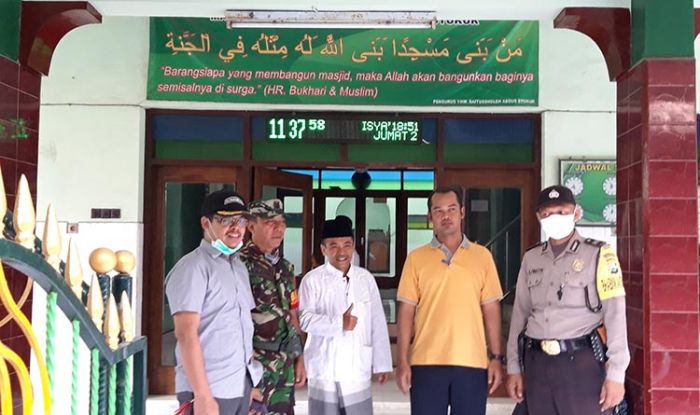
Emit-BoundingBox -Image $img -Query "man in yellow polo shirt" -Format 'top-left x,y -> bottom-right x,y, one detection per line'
395,187 -> 504,415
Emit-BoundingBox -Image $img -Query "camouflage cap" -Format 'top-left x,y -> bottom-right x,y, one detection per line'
248,198 -> 285,218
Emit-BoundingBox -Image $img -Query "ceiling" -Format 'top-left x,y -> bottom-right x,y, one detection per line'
25,0 -> 633,20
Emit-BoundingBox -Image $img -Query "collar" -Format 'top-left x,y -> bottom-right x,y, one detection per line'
241,241 -> 281,264
199,239 -> 224,258
265,249 -> 281,265
540,231 -> 582,255
323,262 -> 355,280
431,234 -> 470,250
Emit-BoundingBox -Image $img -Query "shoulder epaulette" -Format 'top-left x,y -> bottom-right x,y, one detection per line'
526,241 -> 546,252
584,238 -> 606,248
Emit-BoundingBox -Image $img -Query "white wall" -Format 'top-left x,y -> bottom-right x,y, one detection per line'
38,105 -> 145,222
38,17 -> 148,338
41,17 -> 148,105
37,104 -> 146,327
541,111 -> 617,246
542,111 -> 617,247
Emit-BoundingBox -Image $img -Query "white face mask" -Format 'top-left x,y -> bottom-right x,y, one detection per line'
540,213 -> 576,240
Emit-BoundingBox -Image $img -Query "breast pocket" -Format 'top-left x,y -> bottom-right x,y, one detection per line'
526,274 -> 545,305
562,274 -> 594,308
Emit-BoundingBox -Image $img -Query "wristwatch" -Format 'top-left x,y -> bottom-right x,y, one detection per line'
489,352 -> 505,364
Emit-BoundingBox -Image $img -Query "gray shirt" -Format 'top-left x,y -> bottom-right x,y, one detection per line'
506,232 -> 630,383
165,239 -> 263,398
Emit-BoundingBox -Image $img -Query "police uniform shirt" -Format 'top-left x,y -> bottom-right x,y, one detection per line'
506,232 -> 630,383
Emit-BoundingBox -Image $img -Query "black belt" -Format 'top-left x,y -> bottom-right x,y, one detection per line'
525,335 -> 591,356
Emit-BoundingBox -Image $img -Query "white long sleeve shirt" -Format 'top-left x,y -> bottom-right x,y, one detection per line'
299,263 -> 393,382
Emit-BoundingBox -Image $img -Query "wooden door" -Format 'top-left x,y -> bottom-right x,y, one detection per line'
438,168 -> 538,397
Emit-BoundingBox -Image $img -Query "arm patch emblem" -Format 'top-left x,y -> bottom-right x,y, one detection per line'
596,245 -> 625,300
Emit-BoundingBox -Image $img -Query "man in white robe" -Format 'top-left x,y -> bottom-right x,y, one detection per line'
299,216 -> 392,415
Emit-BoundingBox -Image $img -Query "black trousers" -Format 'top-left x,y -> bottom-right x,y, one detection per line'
524,345 -> 613,415
410,365 -> 487,415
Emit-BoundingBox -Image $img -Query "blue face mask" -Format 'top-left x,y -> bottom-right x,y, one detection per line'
211,238 -> 243,256
207,226 -> 243,256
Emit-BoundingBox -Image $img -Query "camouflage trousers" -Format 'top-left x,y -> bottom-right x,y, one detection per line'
254,349 -> 296,415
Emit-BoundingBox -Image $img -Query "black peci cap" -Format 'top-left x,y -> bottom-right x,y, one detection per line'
322,216 -> 354,240
536,185 -> 576,211
201,190 -> 249,217
335,215 -> 353,231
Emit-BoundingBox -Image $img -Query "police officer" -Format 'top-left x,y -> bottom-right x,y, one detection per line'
506,185 -> 630,415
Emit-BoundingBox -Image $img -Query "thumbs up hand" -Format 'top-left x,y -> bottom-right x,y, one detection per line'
343,303 -> 358,331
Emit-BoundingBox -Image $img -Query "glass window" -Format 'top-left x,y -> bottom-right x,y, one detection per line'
367,171 -> 401,190
321,170 -> 355,190
326,197 -> 355,222
153,115 -> 244,141
407,197 -> 433,254
366,197 -> 396,277
443,118 -> 534,144
321,169 -> 407,190
403,170 -> 434,190
281,194 -> 304,273
421,118 -> 438,144
153,115 -> 245,160
380,289 -> 397,324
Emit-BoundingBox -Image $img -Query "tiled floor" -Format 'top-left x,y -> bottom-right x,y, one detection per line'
147,382 -> 516,414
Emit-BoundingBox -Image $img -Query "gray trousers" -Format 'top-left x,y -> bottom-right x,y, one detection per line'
177,378 -> 252,415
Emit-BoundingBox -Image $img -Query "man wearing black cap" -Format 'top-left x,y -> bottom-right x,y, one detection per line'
165,190 -> 263,415
505,185 -> 630,415
298,216 -> 392,415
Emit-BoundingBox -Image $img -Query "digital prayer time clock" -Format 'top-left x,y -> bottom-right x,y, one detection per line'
265,116 -> 423,144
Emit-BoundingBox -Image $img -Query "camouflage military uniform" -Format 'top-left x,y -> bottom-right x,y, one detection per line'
239,241 -> 299,415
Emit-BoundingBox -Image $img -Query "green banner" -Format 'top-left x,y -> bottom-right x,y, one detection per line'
147,18 -> 538,106
0,0 -> 20,61
560,160 -> 616,225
